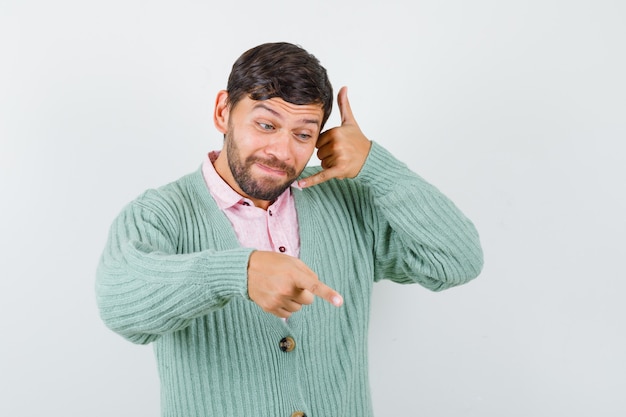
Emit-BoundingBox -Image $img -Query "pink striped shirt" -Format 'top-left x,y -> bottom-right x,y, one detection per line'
202,151 -> 300,258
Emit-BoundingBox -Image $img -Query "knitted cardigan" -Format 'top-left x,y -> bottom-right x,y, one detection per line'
96,142 -> 483,417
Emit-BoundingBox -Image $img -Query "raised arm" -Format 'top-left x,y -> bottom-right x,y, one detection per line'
300,87 -> 483,290
358,142 -> 483,289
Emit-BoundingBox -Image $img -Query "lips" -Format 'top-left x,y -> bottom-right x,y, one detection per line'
255,162 -> 285,175
250,157 -> 295,178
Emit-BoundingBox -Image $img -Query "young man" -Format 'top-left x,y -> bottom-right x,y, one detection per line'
96,42 -> 483,417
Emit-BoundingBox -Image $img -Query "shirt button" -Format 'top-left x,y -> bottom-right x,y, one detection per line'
279,336 -> 296,352
269,209 -> 273,216
279,246 -> 286,253
291,412 -> 307,417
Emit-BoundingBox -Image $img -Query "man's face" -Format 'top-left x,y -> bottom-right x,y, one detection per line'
220,96 -> 324,204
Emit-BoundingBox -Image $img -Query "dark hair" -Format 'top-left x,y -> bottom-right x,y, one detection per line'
226,42 -> 333,128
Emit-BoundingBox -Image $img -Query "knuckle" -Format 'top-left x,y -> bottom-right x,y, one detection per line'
309,281 -> 320,294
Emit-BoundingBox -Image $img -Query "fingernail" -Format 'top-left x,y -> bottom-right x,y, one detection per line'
298,180 -> 306,187
332,295 -> 343,307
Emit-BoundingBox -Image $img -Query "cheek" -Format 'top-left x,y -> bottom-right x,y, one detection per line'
293,142 -> 316,165
234,130 -> 264,155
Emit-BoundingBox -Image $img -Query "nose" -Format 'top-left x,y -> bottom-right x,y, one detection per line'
263,129 -> 292,161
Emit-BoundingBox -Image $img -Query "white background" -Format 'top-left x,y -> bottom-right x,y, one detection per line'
1,0 -> 624,415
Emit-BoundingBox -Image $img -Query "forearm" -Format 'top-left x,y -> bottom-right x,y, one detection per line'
357,142 -> 483,289
95,203 -> 253,344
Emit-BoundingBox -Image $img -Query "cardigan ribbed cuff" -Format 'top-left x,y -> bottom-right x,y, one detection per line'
194,246 -> 254,300
355,141 -> 417,195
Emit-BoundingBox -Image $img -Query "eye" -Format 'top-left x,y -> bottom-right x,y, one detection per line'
297,133 -> 312,140
258,122 -> 275,131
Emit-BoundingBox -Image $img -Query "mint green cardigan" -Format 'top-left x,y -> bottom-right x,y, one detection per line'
96,142 -> 483,417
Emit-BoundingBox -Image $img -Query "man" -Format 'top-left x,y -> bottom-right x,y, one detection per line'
96,42 -> 483,417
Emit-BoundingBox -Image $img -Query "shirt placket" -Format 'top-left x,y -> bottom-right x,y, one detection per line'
267,206 -> 293,257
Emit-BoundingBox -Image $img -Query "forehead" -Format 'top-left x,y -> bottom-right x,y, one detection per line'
237,96 -> 324,126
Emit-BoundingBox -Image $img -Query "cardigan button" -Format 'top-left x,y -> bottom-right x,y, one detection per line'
291,412 -> 306,417
279,336 -> 296,352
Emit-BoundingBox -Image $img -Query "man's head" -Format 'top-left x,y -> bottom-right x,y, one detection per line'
225,42 -> 333,129
213,42 -> 334,208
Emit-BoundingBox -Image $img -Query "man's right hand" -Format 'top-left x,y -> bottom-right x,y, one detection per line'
247,251 -> 343,319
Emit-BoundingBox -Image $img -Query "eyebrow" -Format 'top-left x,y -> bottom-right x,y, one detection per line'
253,103 -> 320,126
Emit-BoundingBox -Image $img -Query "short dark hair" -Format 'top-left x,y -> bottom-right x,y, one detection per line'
226,42 -> 334,128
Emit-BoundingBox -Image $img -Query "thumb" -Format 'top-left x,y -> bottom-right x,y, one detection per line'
338,86 -> 356,126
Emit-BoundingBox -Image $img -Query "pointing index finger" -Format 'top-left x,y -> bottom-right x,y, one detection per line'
304,277 -> 343,307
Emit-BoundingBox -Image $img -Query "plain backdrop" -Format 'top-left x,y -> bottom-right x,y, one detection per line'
1,0 -> 624,416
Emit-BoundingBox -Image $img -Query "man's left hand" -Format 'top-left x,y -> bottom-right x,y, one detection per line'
298,86 -> 371,188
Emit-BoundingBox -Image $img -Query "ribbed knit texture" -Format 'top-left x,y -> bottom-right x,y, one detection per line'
96,142 -> 483,417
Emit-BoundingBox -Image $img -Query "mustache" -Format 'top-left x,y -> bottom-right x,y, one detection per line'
246,155 -> 296,176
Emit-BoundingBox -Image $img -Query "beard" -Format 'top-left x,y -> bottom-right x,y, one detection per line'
225,130 -> 301,202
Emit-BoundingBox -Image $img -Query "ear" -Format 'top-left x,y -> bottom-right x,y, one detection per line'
213,90 -> 230,134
